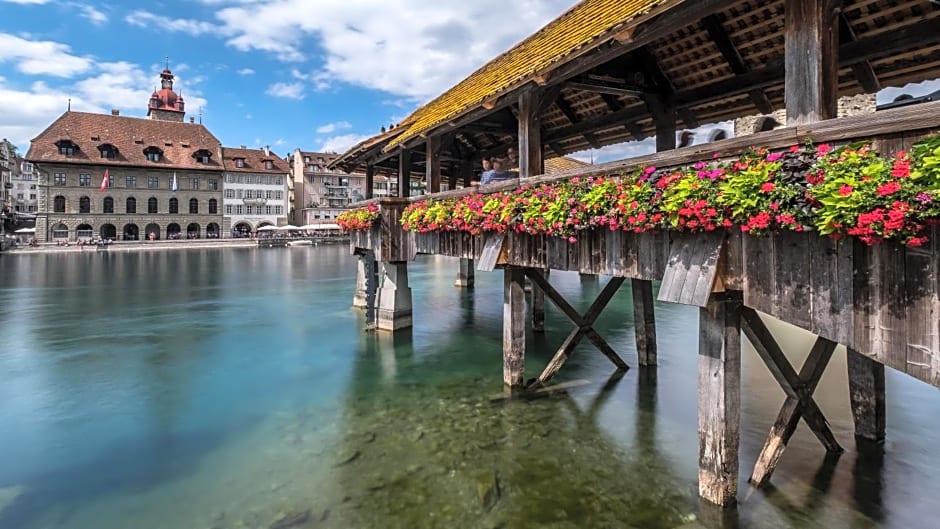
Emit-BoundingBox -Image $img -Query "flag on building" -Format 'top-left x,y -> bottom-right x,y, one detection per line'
100,169 -> 109,191
171,172 -> 178,192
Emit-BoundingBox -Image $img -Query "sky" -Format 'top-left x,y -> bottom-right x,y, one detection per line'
1,0 -> 939,164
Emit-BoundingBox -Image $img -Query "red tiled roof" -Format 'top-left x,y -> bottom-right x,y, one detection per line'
222,146 -> 289,173
25,111 -> 223,171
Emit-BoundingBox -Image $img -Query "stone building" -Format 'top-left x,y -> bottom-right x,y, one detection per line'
11,157 -> 38,214
288,150 -> 368,225
221,146 -> 290,236
734,93 -> 877,136
26,67 -> 224,242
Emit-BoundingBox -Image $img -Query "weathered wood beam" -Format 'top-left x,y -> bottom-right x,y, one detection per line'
838,13 -> 881,93
364,163 -> 375,200
702,13 -> 775,115
397,148 -> 412,198
847,348 -> 886,443
426,135 -> 441,193
518,90 -> 543,179
784,0 -> 839,125
632,278 -> 658,366
503,267 -> 526,389
549,142 -> 565,157
698,293 -> 742,507
741,308 -> 841,454
600,93 -> 624,112
567,80 -> 645,98
554,95 -> 580,125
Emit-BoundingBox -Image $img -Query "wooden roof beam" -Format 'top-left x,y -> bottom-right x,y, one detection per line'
838,12 -> 881,93
554,93 -> 603,148
702,14 -> 775,115
566,80 -> 645,98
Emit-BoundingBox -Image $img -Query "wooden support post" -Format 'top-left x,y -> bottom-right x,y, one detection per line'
447,162 -> 458,191
518,90 -> 543,179
375,261 -> 413,331
847,348 -> 886,443
632,278 -> 658,366
654,105 -> 677,152
526,270 -> 627,386
698,293 -> 742,507
455,257 -> 475,288
365,163 -> 375,199
398,148 -> 412,198
426,136 -> 441,193
784,0 -> 839,125
745,308 -> 841,486
503,267 -> 526,388
532,270 -> 546,333
461,162 -> 474,188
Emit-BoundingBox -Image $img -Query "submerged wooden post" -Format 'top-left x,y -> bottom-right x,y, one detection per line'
632,278 -> 658,366
504,267 -> 526,388
784,0 -> 839,125
375,261 -> 413,331
698,293 -> 742,507
455,258 -> 475,288
847,349 -> 886,443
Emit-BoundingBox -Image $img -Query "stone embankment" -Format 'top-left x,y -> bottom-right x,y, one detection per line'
3,239 -> 258,254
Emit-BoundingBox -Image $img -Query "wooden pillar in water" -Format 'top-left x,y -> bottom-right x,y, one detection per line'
847,349 -> 886,443
398,148 -> 412,198
455,258 -> 475,288
365,163 -> 375,199
518,89 -> 546,333
426,136 -> 441,194
784,0 -> 839,125
503,267 -> 526,388
698,293 -> 742,507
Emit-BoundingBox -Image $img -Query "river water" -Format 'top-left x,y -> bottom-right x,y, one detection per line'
0,245 -> 937,529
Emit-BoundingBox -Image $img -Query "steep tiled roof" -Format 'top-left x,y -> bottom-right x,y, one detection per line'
384,0 -> 668,151
222,146 -> 289,173
545,156 -> 591,175
25,111 -> 223,171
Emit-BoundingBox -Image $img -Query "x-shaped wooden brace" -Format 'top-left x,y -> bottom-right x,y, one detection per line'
525,270 -> 629,388
741,307 -> 843,488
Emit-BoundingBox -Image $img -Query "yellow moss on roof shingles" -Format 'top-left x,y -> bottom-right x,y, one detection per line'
385,0 -> 668,152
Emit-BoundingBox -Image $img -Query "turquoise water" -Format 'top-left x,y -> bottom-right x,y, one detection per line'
0,246 -> 938,528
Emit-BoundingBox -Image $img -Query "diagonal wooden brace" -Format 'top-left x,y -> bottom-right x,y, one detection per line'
742,307 -> 843,488
525,270 -> 628,386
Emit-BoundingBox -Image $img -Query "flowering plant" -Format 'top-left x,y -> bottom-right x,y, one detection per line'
337,202 -> 380,232
398,136 -> 940,247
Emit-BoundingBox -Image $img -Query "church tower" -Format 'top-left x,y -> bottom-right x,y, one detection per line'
147,61 -> 186,122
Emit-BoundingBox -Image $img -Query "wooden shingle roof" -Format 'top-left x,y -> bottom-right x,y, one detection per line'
384,0 -> 670,151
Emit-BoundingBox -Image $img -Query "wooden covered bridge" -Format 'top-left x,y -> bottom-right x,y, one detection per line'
331,0 -> 940,508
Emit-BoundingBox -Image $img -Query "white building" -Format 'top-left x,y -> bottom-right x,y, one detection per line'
12,158 -> 38,213
221,146 -> 289,237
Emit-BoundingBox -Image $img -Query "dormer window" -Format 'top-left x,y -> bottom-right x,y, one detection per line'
264,160 -> 274,170
55,140 -> 78,156
98,143 -> 118,159
234,157 -> 245,168
193,149 -> 212,164
144,146 -> 163,162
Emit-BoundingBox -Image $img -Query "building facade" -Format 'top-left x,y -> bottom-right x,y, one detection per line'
221,146 -> 290,236
11,157 -> 38,213
289,150 -> 368,225
26,68 -> 225,242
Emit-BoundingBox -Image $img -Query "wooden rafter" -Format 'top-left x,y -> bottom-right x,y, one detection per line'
525,270 -> 628,387
554,94 -> 602,149
701,13 -> 775,115
566,80 -> 645,98
838,12 -> 881,93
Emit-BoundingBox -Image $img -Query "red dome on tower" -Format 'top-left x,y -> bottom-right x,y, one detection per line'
147,63 -> 186,122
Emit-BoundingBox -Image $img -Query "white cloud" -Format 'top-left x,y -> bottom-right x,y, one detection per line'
73,3 -> 107,25
208,0 -> 577,98
265,81 -> 304,99
237,68 -> 255,75
318,133 -> 370,154
0,32 -> 92,77
125,10 -> 215,36
315,121 -> 351,134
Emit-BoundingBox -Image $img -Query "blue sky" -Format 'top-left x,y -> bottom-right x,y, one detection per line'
2,0 -> 938,163
0,0 -> 579,157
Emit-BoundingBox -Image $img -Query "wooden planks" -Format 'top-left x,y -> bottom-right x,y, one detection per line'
477,233 -> 506,272
658,231 -> 725,307
847,349 -> 886,444
784,0 -> 839,125
503,267 -> 526,388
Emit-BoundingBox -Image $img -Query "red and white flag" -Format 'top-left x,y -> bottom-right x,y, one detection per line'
100,169 -> 110,191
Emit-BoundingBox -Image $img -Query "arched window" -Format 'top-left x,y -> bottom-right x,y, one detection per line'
169,197 -> 179,214
54,195 -> 66,213
143,146 -> 163,162
148,197 -> 158,214
126,197 -> 137,214
208,198 -> 218,214
709,129 -> 728,142
189,198 -> 199,214
103,196 -> 114,213
79,196 -> 91,213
